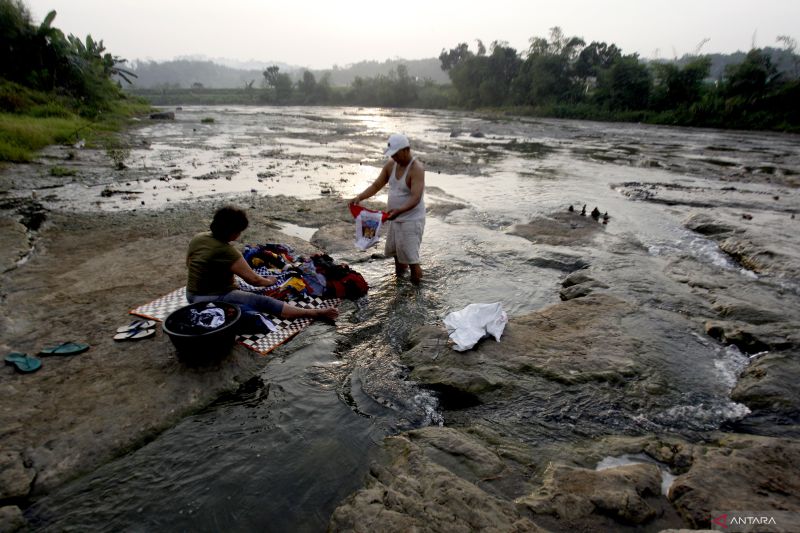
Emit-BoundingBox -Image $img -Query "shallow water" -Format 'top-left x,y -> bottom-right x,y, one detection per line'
24,106 -> 800,530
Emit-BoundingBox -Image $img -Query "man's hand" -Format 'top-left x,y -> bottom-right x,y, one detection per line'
261,275 -> 278,287
387,209 -> 398,220
348,196 -> 360,206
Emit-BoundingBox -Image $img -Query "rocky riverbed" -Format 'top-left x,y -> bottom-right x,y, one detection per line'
1,107 -> 799,531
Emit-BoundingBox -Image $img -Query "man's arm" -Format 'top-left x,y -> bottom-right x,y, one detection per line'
231,256 -> 278,287
387,162 -> 425,220
348,162 -> 391,205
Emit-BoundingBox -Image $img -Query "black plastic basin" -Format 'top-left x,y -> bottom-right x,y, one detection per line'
163,301 -> 241,364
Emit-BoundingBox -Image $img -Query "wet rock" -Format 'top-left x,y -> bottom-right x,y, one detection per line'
527,256 -> 588,273
0,506 -> 27,532
710,296 -> 784,325
704,320 -> 795,353
328,431 -> 545,532
719,237 -> 785,275
0,450 -> 34,499
402,294 -> 641,398
669,434 -> 800,529
683,213 -> 737,235
511,211 -> 604,246
561,270 -> 595,288
732,350 -> 800,413
559,279 -> 608,301
517,462 -> 662,525
558,270 -> 609,300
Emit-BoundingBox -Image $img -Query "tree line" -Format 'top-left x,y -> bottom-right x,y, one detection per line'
134,27 -> 799,132
436,27 -> 799,131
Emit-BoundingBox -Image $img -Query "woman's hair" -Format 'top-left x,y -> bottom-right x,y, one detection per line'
210,206 -> 249,240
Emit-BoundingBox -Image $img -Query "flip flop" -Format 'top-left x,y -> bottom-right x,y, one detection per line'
38,342 -> 90,356
4,352 -> 43,373
116,319 -> 156,333
113,328 -> 155,341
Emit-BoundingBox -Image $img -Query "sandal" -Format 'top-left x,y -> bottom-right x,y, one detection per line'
39,342 -> 90,356
116,319 -> 156,333
113,328 -> 155,341
4,352 -> 43,373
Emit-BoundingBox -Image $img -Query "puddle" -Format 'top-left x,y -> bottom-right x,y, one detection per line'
276,221 -> 318,241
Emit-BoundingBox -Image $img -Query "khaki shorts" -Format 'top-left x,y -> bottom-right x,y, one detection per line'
385,219 -> 425,264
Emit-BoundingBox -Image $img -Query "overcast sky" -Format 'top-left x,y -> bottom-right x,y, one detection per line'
24,0 -> 800,69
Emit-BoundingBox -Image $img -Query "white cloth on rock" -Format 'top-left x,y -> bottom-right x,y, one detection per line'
443,302 -> 508,351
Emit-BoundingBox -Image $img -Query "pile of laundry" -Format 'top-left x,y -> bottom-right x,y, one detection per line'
242,243 -> 369,301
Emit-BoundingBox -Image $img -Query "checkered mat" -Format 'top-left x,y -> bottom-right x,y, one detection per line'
130,287 -> 340,356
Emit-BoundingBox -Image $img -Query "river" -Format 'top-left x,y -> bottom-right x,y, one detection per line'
23,106 -> 800,531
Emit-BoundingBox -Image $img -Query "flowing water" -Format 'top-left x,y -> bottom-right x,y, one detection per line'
24,106 -> 800,531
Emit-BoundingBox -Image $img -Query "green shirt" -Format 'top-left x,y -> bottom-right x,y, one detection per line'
186,232 -> 242,295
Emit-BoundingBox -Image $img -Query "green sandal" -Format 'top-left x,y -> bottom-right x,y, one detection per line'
4,352 -> 43,373
38,342 -> 90,356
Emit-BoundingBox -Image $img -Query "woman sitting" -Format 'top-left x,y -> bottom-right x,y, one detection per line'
186,206 -> 338,321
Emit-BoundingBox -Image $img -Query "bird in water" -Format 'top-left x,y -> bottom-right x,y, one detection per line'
602,212 -> 610,224
568,205 -> 574,212
590,207 -> 600,220
580,204 -> 586,216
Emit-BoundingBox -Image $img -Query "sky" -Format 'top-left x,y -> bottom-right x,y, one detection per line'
23,0 -> 800,69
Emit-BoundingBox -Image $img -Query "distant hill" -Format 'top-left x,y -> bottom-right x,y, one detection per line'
125,57 -> 449,89
323,58 -> 449,85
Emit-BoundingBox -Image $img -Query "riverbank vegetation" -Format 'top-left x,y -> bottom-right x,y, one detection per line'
0,0 -> 150,162
131,27 -> 800,133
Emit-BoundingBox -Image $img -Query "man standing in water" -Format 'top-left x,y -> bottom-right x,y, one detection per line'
349,133 -> 426,284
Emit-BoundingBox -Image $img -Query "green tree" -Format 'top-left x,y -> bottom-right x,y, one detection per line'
574,41 -> 621,79
439,42 -> 471,71
596,54 -> 652,110
262,65 -> 280,88
724,48 -> 780,103
651,57 -> 711,110
297,70 -> 317,102
274,72 -> 293,101
478,41 -> 520,105
511,27 -> 585,106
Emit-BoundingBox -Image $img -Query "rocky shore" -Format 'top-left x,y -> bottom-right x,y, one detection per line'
329,198 -> 800,530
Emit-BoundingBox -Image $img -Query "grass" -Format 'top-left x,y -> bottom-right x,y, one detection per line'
49,165 -> 77,177
0,80 -> 152,162
0,113 -> 88,162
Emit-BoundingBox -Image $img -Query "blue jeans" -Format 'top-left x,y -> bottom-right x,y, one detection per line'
186,289 -> 284,317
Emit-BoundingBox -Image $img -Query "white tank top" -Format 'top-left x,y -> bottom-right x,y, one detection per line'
387,157 -> 425,221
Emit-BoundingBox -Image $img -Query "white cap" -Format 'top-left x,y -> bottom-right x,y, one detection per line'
384,133 -> 410,157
